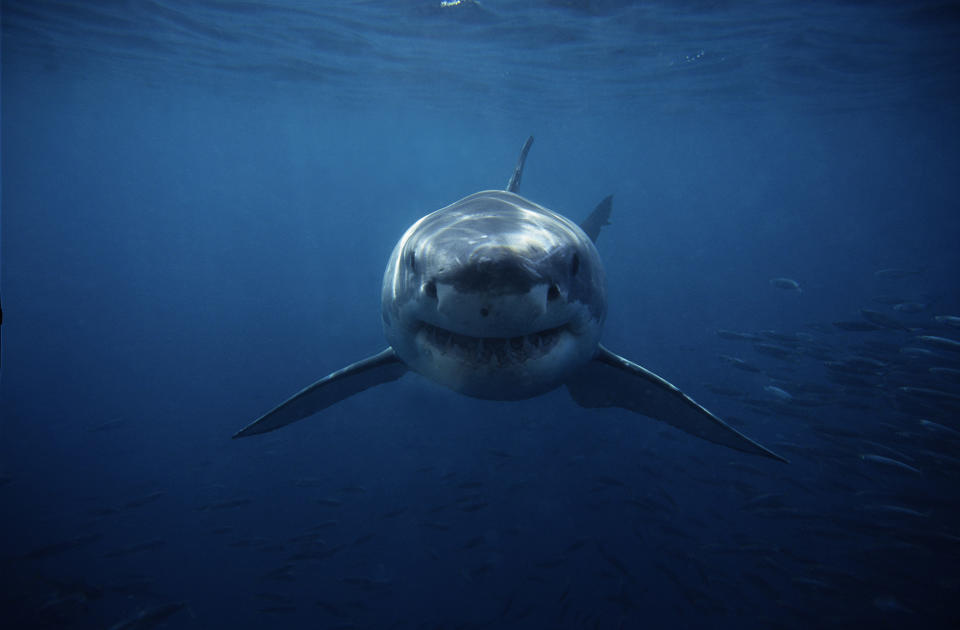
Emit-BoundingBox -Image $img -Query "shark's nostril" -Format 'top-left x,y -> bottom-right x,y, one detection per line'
547,284 -> 561,301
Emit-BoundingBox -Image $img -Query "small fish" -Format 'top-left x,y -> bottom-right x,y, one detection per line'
873,596 -> 915,614
841,356 -> 887,370
312,520 -> 339,529
761,330 -> 812,344
593,475 -> 626,487
899,347 -> 936,358
293,478 -> 326,488
893,302 -> 926,313
341,576 -> 382,589
104,540 -> 166,558
718,354 -> 762,373
380,507 -> 408,519
596,543 -> 632,579
860,454 -> 921,474
934,315 -> 960,328
919,419 -> 960,437
351,533 -> 375,546
461,536 -> 485,549
262,564 -> 295,580
259,606 -> 296,614
228,539 -> 255,548
716,329 -> 761,341
860,440 -> 914,462
929,367 -> 960,383
864,504 -> 928,518
535,556 -> 567,568
915,335 -> 960,353
289,532 -> 325,543
208,498 -> 251,510
107,602 -> 187,630
122,491 -> 166,510
899,386 -> 960,403
500,595 -> 514,618
753,343 -> 794,361
833,320 -> 881,332
314,601 -> 347,618
23,533 -> 102,559
87,418 -> 127,432
872,295 -> 909,305
860,309 -> 910,331
792,576 -> 832,589
764,385 -> 793,401
769,277 -> 802,292
874,268 -> 923,279
742,493 -> 785,510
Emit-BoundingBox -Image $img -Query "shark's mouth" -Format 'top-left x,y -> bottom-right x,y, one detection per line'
416,322 -> 568,366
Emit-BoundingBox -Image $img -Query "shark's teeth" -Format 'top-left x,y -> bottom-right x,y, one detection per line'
420,324 -> 564,365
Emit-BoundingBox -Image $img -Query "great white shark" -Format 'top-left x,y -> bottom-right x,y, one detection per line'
234,137 -> 786,463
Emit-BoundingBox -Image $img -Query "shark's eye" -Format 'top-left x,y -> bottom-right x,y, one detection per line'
423,281 -> 437,299
571,253 -> 580,277
548,284 -> 560,301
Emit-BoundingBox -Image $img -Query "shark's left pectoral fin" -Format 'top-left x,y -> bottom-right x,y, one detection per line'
567,346 -> 787,462
233,348 -> 407,438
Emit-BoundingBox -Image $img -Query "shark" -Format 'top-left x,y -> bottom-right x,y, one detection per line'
234,137 -> 785,463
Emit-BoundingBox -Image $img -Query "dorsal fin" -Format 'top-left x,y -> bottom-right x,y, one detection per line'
579,195 -> 613,244
506,136 -> 534,193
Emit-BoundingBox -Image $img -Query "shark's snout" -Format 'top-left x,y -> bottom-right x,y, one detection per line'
434,281 -> 550,338
445,253 -> 541,294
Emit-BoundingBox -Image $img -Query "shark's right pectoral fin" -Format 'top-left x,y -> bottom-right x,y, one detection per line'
566,346 -> 787,462
233,348 -> 407,438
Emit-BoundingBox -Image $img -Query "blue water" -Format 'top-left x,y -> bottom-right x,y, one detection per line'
2,2 -> 959,628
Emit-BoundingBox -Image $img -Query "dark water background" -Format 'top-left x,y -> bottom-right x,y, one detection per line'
2,2 -> 959,628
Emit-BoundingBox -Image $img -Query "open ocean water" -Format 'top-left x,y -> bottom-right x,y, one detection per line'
2,1 -> 959,628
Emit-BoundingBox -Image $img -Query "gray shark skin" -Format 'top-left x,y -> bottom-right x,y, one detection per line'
234,137 -> 785,463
